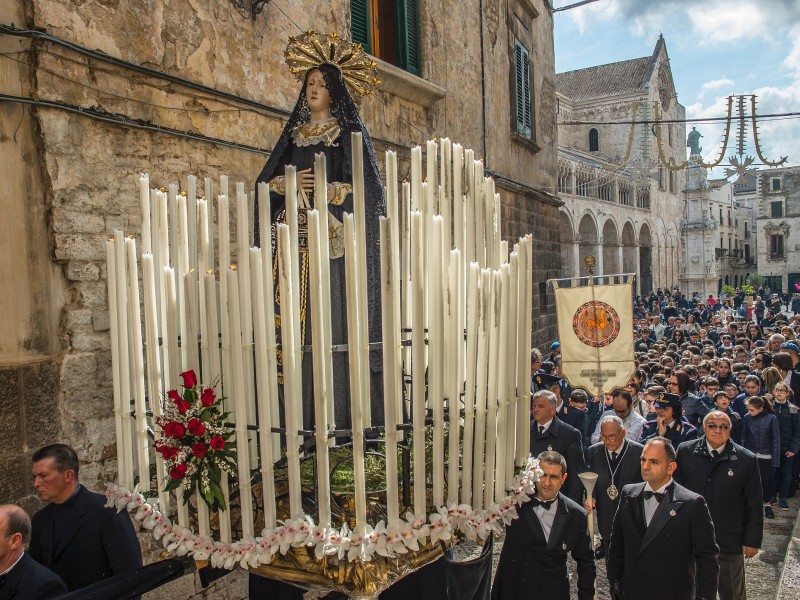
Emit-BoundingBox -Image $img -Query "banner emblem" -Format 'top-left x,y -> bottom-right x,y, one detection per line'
572,301 -> 621,348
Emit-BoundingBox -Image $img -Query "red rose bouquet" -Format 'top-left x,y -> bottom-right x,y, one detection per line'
153,370 -> 237,510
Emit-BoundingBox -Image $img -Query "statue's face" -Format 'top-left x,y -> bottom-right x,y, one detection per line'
305,69 -> 331,114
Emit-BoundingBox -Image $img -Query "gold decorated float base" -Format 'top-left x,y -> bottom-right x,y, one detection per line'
250,541 -> 450,599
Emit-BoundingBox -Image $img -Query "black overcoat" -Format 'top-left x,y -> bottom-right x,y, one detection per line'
675,437 -> 763,554
491,493 -> 595,600
0,553 -> 67,600
530,417 -> 586,503
606,481 -> 719,600
29,486 -> 142,591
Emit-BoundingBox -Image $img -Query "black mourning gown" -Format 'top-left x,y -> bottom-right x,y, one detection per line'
268,133 -> 353,435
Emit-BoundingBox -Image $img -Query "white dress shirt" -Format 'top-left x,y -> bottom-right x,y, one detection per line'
532,497 -> 559,541
644,478 -> 673,526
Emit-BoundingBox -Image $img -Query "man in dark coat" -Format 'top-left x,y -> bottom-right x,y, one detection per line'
28,444 -> 142,592
607,437 -> 719,600
491,451 -> 595,600
535,373 -> 587,442
675,410 -> 762,600
0,504 -> 66,600
584,415 -> 644,559
530,390 -> 586,503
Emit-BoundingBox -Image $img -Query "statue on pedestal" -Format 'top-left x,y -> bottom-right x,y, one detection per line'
687,126 -> 703,158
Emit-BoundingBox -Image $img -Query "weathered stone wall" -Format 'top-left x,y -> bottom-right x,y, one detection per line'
2,0 -> 559,595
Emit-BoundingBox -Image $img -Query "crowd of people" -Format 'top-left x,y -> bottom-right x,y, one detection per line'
509,287 -> 800,599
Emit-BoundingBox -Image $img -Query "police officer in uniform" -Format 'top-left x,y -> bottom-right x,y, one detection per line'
639,392 -> 698,446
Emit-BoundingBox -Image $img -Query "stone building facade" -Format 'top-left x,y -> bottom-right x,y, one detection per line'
756,166 -> 800,292
0,0 -> 559,596
555,36 -> 685,295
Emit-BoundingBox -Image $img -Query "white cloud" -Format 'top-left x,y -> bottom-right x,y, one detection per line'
687,1 -> 770,44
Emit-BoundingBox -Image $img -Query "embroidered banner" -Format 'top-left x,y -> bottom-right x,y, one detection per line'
553,278 -> 634,397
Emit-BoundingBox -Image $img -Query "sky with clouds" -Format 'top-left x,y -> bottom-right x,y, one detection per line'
553,0 -> 800,176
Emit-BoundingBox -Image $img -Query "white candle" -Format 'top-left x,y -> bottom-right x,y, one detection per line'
385,151 -> 398,224
472,269 -> 491,511
461,262 -> 480,506
350,132 -> 372,427
187,176 -> 198,273
446,249 -> 461,505
157,192 -> 172,391
523,237 -> 533,460
411,146 -> 422,212
105,240 -> 129,490
343,214 -> 368,532
307,211 -> 332,527
204,272 -> 222,392
141,254 -> 171,518
184,272 -> 200,385
218,194 -> 232,410
258,182 -> 281,460
139,174 -> 151,254
225,268 -> 255,538
235,184 -> 256,459
474,165 -> 485,267
426,139 -> 438,210
401,181 -> 412,422
410,211 -> 427,517
484,270 -> 501,507
314,154 -> 336,436
168,185 -> 179,275
464,149 -> 475,266
283,166 -> 304,429
277,224 -> 303,517
204,177 -> 215,269
113,231 -> 134,490
164,266 -> 187,527
379,217 -> 401,524
197,200 -> 210,382
176,195 -> 190,368
430,217 -> 444,508
250,248 -> 277,529
125,238 -> 150,492
504,255 -> 519,485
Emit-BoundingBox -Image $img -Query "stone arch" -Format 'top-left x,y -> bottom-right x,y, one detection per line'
559,210 -> 576,278
639,222 -> 653,294
602,218 -> 620,275
578,212 -> 599,276
621,220 -> 637,276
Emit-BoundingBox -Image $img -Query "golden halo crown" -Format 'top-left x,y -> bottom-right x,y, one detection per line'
284,31 -> 380,103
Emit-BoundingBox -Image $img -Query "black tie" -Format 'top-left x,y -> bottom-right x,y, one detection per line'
611,451 -> 617,462
0,574 -> 5,589
643,490 -> 665,502
711,450 -> 720,459
538,425 -> 545,435
533,497 -> 555,510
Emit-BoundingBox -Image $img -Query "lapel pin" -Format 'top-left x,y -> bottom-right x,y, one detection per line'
562,542 -> 567,550
728,469 -> 734,476
669,509 -> 676,517
547,445 -> 553,451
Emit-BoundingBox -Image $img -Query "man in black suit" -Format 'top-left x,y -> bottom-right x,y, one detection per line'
530,390 -> 586,503
607,437 -> 719,600
584,415 -> 644,559
0,504 -> 66,600
28,444 -> 142,591
675,410 -> 763,600
491,451 -> 595,600
535,373 -> 587,440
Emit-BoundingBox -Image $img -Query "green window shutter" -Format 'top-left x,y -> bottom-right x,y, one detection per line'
397,0 -> 421,76
351,0 -> 372,55
514,39 -> 531,138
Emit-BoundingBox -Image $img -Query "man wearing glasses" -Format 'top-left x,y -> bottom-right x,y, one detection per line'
675,411 -> 763,600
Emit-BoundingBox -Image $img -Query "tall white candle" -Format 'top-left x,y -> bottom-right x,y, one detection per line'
350,132 -> 372,427
496,263 -> 511,496
197,200 -> 210,383
426,139 -> 438,210
410,211 -> 427,517
187,176 -> 198,273
184,272 -> 200,386
410,146 -> 422,213
204,273 -> 222,392
258,182 -> 281,460
168,185 -> 179,276
105,240 -> 129,490
484,270 -> 501,507
446,249 -> 461,505
157,192 -> 172,392
113,231 -> 134,490
250,248 -> 277,529
379,217 -> 401,524
176,195 -> 190,368
225,268 -> 255,538
523,237 -> 533,460
141,254 -> 171,518
283,167 -> 304,429
218,194 -> 232,410
461,262 -> 480,506
204,177 -> 215,270
472,269 -> 491,510
307,211 -> 332,527
125,238 -> 150,492
139,174 -> 151,254
430,217 -> 444,508
277,224 -> 303,517
235,184 -> 256,459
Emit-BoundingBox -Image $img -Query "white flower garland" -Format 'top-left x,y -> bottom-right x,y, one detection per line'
106,456 -> 542,570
